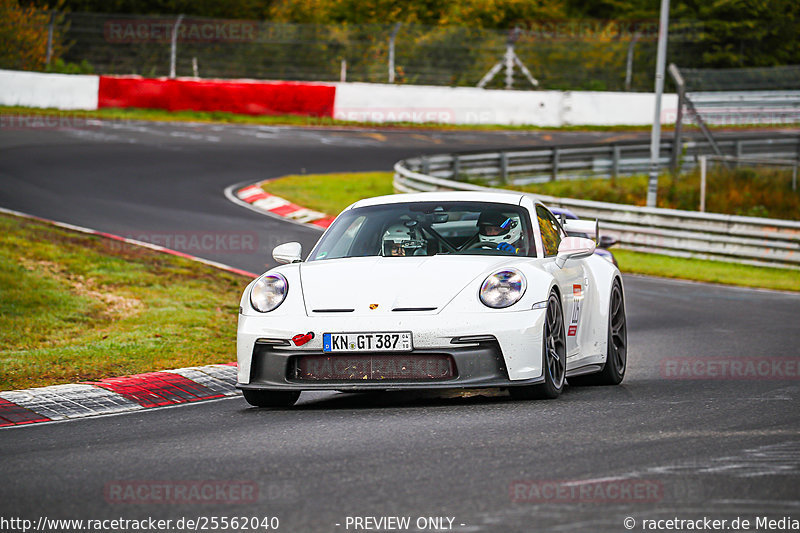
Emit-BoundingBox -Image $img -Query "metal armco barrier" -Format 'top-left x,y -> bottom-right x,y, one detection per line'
402,132 -> 800,184
393,133 -> 800,269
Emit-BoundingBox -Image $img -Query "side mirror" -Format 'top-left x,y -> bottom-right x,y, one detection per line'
555,236 -> 596,268
272,242 -> 302,264
598,235 -> 618,249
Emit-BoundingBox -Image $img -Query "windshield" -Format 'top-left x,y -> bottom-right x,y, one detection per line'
308,201 -> 536,261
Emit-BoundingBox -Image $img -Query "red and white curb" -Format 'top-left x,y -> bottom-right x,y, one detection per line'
235,183 -> 336,229
0,207 -> 258,429
0,364 -> 239,428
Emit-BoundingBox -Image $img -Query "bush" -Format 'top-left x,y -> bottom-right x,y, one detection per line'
0,0 -> 65,71
45,58 -> 94,74
512,165 -> 800,221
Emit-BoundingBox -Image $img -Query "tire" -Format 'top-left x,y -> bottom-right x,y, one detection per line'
242,389 -> 300,408
569,278 -> 627,386
509,290 -> 566,401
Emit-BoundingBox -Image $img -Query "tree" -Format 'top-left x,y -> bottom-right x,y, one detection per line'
0,0 -> 64,71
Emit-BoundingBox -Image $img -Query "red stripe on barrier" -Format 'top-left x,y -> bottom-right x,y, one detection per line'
238,186 -> 263,197
270,203 -> 304,216
87,372 -> 223,408
243,192 -> 269,203
98,76 -> 336,117
0,398 -> 50,425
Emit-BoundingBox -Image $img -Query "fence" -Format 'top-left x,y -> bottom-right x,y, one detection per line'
394,133 -> 800,269
668,64 -> 800,171
17,12 -> 714,92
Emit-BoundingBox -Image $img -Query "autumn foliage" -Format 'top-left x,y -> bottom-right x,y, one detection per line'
0,0 -> 64,71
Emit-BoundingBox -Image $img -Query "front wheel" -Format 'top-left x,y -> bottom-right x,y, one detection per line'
242,389 -> 300,408
569,278 -> 627,386
509,290 -> 566,401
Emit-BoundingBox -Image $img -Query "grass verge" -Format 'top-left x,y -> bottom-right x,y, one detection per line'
263,171 -> 395,215
261,171 -> 799,292
0,105 -> 790,133
506,168 -> 800,221
614,250 -> 798,292
0,213 -> 249,391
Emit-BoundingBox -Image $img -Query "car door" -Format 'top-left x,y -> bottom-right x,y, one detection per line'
536,205 -> 587,358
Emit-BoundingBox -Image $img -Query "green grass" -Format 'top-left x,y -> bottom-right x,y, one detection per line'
0,213 -> 249,391
261,171 -> 799,292
614,249 -> 799,292
0,105 -> 790,133
508,168 -> 800,221
262,172 -> 395,215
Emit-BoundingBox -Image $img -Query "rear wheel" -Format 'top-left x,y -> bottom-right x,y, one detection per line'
242,389 -> 300,408
569,278 -> 627,386
509,290 -> 566,401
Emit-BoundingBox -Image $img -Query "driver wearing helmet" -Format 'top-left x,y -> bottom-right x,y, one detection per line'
382,223 -> 426,256
477,210 -> 522,254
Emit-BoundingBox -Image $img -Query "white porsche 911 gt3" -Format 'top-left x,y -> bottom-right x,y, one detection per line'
237,191 -> 627,407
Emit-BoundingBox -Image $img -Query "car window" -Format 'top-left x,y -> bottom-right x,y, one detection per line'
308,201 -> 537,260
314,215 -> 365,260
536,206 -> 565,257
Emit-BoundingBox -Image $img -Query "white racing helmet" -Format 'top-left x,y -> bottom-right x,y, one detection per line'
382,223 -> 425,256
477,211 -> 522,246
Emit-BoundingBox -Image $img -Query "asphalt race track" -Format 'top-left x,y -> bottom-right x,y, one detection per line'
1,120 -> 799,532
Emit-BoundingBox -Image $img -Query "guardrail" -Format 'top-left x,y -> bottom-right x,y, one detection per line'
394,133 -> 800,269
401,132 -> 800,185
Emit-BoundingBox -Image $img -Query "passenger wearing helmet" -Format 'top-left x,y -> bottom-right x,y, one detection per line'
382,223 -> 426,256
477,210 -> 522,254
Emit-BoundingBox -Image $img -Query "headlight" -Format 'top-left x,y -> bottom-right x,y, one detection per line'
479,269 -> 526,309
250,273 -> 288,312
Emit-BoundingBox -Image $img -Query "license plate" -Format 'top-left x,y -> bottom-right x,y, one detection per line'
322,332 -> 412,353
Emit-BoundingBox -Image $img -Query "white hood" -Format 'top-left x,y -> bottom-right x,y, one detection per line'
299,255 -> 510,316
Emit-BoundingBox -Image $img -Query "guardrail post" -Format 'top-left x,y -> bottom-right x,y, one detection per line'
735,140 -> 742,169
668,63 -> 685,175
795,140 -> 800,191
551,148 -> 559,181
422,157 -> 430,175
452,155 -> 460,180
699,155 -> 707,212
612,145 -> 620,182
45,10 -> 55,67
169,14 -> 184,79
500,152 -> 508,184
388,23 -> 401,83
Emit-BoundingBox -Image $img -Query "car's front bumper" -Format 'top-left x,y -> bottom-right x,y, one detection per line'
237,309 -> 546,390
239,340 -> 545,391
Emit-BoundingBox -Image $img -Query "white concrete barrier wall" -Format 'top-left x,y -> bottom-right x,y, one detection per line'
0,69 -> 99,110
565,91 -> 678,126
334,82 -> 677,127
0,69 -> 677,126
